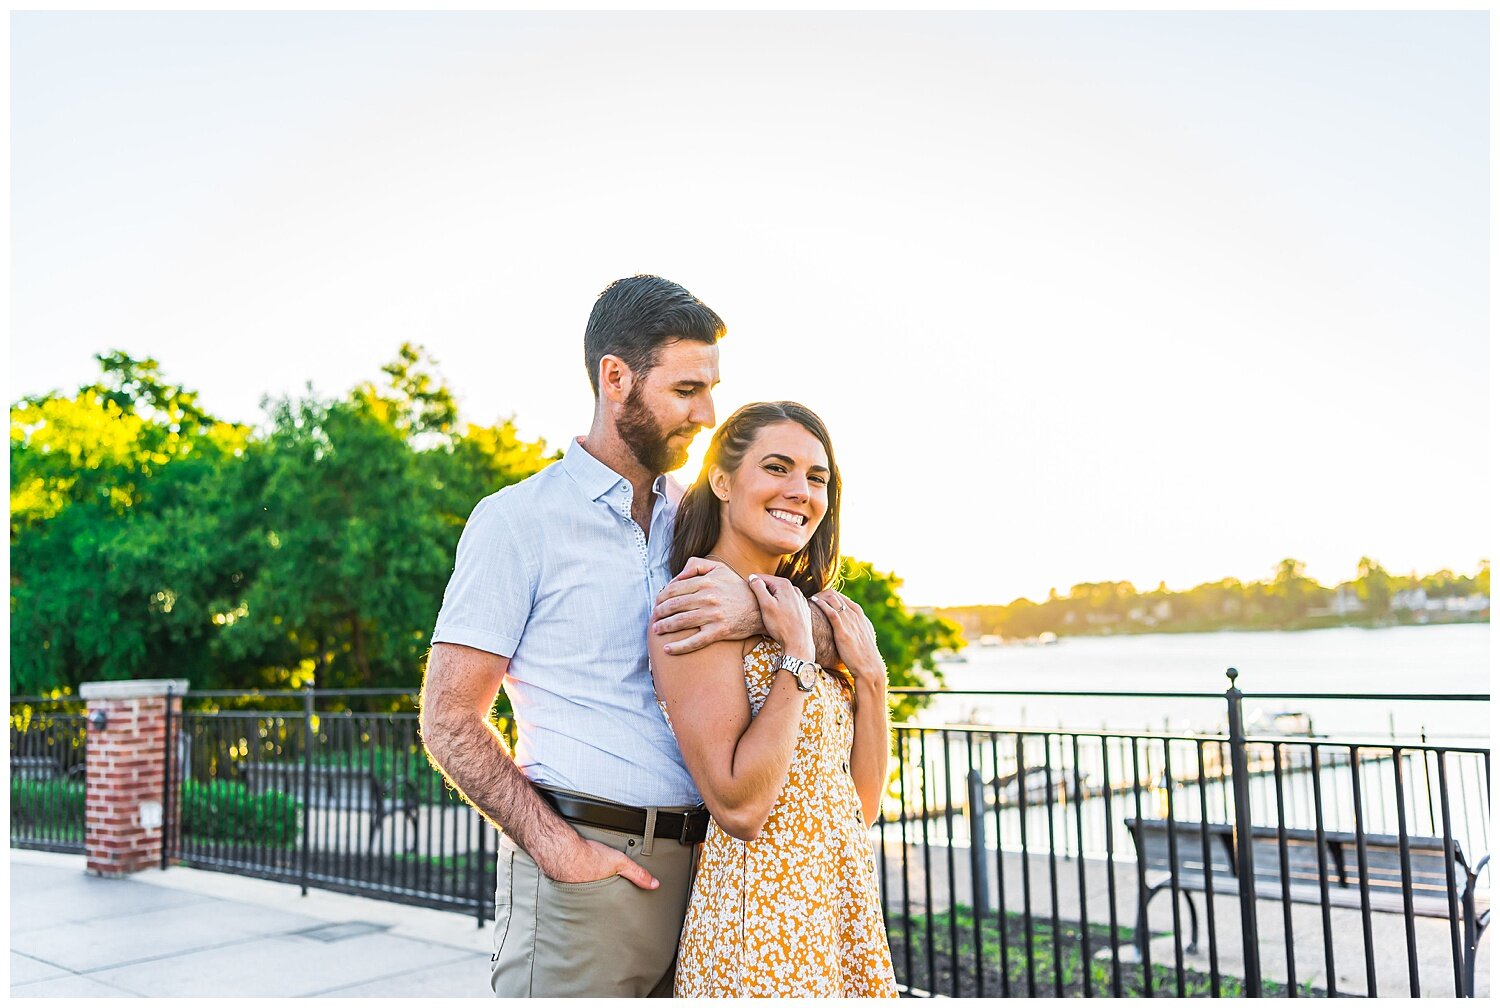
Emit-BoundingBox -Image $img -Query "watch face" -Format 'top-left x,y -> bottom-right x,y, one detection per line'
781,656 -> 816,691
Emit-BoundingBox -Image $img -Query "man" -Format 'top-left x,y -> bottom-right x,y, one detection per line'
420,275 -> 841,997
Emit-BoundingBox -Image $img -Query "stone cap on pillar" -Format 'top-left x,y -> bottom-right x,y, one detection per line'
79,679 -> 190,700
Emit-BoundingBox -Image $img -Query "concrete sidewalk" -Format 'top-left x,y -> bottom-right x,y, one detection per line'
9,849 -> 493,997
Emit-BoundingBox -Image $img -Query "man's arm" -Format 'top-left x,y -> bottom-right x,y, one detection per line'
807,603 -> 837,669
419,642 -> 658,889
651,557 -> 841,666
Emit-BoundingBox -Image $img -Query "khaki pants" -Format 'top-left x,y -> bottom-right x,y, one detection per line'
490,807 -> 700,997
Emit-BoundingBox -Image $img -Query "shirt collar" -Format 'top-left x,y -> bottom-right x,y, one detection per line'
562,437 -> 677,508
561,437 -> 628,501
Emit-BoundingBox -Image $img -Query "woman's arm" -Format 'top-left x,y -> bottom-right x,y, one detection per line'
813,592 -> 891,828
649,575 -> 815,841
848,674 -> 891,828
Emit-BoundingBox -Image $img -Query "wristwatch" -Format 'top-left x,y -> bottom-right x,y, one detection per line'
777,654 -> 820,693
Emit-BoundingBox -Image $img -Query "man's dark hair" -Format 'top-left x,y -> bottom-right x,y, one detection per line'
584,275 -> 725,397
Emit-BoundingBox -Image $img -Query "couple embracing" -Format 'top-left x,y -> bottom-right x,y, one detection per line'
420,276 -> 898,998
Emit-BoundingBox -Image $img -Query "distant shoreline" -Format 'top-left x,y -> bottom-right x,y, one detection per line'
937,612 -> 1489,646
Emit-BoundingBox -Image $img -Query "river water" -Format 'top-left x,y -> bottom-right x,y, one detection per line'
910,623 -> 1490,743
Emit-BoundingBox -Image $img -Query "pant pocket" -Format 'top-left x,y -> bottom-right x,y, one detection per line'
490,847 -> 539,997
532,873 -> 648,996
491,848 -> 514,954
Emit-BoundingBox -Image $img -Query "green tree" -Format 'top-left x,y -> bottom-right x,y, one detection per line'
1003,597 -> 1051,639
10,354 -> 249,693
1270,558 -> 1316,626
218,346 -> 554,691
1356,556 -> 1393,622
835,558 -> 965,723
10,345 -> 554,696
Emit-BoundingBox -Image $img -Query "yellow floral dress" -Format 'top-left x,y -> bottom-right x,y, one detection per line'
671,639 -> 898,998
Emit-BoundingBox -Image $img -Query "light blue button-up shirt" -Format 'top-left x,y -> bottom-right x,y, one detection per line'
430,438 -> 699,807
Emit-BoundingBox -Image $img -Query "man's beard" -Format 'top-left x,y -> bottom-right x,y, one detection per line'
619,384 -> 695,475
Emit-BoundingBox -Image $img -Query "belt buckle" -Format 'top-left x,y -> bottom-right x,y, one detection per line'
680,806 -> 705,844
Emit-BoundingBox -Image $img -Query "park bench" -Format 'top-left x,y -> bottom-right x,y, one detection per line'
239,763 -> 420,850
1124,817 -> 1490,996
10,754 -> 85,782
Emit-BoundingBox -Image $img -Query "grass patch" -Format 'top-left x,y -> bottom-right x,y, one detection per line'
388,852 -> 478,871
886,904 -> 1320,997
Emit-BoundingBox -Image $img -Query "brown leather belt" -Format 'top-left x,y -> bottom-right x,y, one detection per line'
537,786 -> 709,844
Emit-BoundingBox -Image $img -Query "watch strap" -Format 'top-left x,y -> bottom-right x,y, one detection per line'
778,654 -> 819,692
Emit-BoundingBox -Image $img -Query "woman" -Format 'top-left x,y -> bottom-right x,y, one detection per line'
649,401 -> 898,998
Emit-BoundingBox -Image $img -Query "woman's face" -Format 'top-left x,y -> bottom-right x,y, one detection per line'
713,421 -> 831,558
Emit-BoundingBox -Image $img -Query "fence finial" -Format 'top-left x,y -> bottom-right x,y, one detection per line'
1226,667 -> 1239,688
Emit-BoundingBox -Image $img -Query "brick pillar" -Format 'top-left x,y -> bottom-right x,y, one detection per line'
79,678 -> 187,877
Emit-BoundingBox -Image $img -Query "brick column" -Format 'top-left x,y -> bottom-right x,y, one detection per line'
79,678 -> 187,877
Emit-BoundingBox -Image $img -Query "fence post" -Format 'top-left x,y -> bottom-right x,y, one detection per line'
1224,668 -> 1263,996
80,678 -> 188,877
160,684 -> 174,870
300,688 -> 315,896
476,807 -> 488,928
967,768 -> 990,918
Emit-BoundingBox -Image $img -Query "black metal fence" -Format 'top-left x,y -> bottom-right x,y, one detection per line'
9,677 -> 1490,998
166,688 -> 494,921
879,675 -> 1490,997
9,696 -> 88,854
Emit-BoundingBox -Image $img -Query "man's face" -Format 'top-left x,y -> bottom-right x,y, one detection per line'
617,339 -> 720,475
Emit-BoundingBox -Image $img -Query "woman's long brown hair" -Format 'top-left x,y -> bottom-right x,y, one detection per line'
670,401 -> 841,593
669,401 -> 853,694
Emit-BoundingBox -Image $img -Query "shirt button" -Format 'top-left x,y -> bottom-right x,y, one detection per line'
836,711 -> 845,724
841,761 -> 850,774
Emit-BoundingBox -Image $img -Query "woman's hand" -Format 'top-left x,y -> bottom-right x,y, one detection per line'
749,575 -> 815,660
812,590 -> 886,686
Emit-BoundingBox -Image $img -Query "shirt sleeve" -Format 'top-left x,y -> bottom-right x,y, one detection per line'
430,494 -> 535,658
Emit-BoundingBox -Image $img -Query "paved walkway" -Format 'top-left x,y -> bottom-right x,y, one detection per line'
9,849 -> 492,997
12,845 -> 1489,998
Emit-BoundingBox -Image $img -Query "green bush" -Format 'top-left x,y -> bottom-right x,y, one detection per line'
11,776 -> 303,846
10,777 -> 85,834
179,779 -> 301,845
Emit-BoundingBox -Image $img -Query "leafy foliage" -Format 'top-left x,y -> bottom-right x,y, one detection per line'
10,355 -> 251,692
940,556 -> 1490,641
178,779 -> 302,845
11,346 -> 554,695
837,558 -> 965,723
11,774 -> 308,849
887,904 -> 1315,998
10,778 -> 86,836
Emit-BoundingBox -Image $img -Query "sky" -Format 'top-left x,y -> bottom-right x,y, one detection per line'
10,11 -> 1490,608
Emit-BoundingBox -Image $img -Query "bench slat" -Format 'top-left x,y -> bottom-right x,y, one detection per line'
1125,817 -> 1483,910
